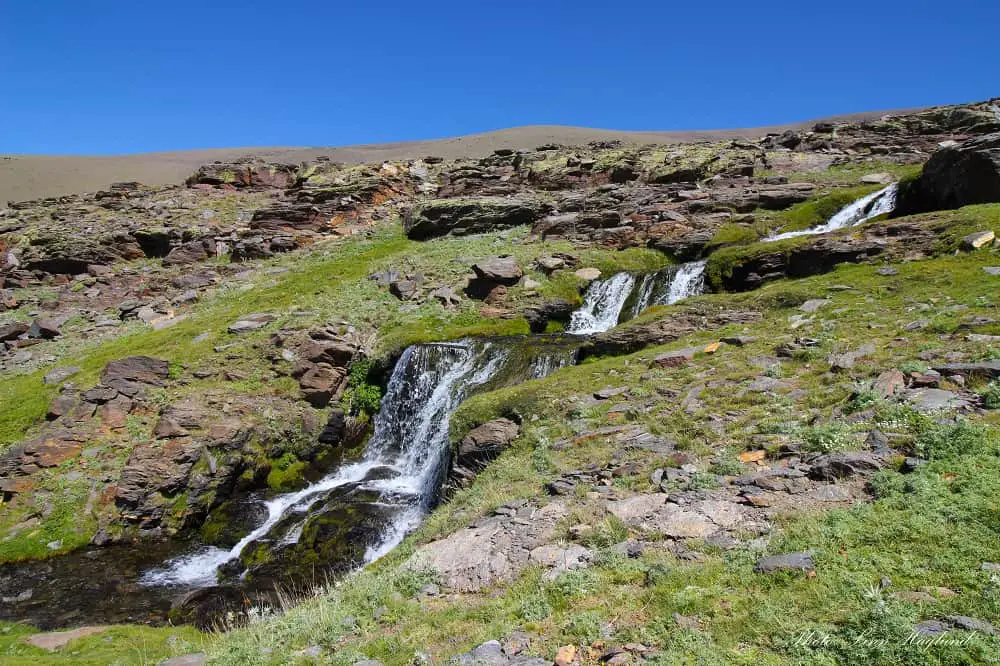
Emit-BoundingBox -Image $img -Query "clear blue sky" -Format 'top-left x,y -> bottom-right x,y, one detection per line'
1,0 -> 997,154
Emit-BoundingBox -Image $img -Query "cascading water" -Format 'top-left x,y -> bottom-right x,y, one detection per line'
766,183 -> 898,242
663,259 -> 707,305
568,260 -> 708,334
567,272 -> 636,334
141,339 -> 574,588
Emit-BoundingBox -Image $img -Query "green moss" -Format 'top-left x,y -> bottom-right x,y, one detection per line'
266,453 -> 309,491
705,223 -> 760,250
705,235 -> 812,290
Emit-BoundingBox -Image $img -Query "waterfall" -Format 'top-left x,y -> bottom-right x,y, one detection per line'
567,272 -> 636,334
663,260 -> 707,305
766,183 -> 898,242
569,261 -> 708,334
141,339 -> 571,588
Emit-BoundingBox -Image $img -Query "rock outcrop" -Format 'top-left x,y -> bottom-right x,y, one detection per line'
894,133 -> 1000,216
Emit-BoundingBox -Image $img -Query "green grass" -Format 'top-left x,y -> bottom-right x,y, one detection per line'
0,623 -> 204,666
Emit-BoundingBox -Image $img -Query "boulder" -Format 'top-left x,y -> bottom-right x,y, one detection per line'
403,198 -> 544,240
29,318 -> 61,339
893,133 -> 1000,215
456,418 -> 520,469
472,256 -> 522,285
187,162 -> 297,190
808,452 -> 885,480
0,321 -> 29,341
961,231 -> 995,251
163,239 -> 214,266
932,360 -> 1000,379
101,356 -> 170,387
755,552 -> 814,573
523,299 -> 575,333
299,364 -> 348,408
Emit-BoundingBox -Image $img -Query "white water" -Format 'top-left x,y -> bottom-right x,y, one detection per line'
567,272 -> 636,334
664,260 -> 707,305
766,184 -> 898,242
142,341 -> 510,587
569,260 -> 708,334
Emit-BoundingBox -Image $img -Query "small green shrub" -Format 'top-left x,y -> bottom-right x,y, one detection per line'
980,381 -> 1000,409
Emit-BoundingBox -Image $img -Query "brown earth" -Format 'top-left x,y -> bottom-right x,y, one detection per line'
0,110 -> 907,204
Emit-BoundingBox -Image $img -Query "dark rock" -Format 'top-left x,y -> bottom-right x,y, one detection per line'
932,360 -> 1000,380
389,279 -> 420,300
299,364 -> 347,408
523,299 -> 575,333
318,408 -> 347,445
912,620 -> 950,637
403,198 -> 544,240
808,452 -> 884,480
29,318 -> 61,339
946,615 -> 998,635
755,552 -> 814,573
456,418 -> 520,470
472,256 -> 522,285
163,239 -> 214,266
101,356 -> 170,386
0,322 -> 29,341
894,133 -> 1000,216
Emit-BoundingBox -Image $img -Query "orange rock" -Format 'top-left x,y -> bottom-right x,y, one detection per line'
738,450 -> 766,463
555,644 -> 577,666
703,341 -> 721,354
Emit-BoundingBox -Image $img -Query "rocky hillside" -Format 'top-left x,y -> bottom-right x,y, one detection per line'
1,98 -> 999,665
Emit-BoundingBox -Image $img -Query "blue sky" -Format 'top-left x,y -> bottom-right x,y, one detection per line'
1,0 -> 997,154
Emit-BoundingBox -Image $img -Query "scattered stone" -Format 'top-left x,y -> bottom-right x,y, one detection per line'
554,645 -> 577,666
29,317 -> 61,339
799,299 -> 828,313
755,552 -> 815,573
809,452 -> 884,480
932,360 -> 1000,379
472,256 -> 523,285
24,626 -> 109,651
228,313 -> 277,334
574,267 -> 601,281
43,366 -> 80,385
721,336 -> 756,347
0,321 -> 29,341
651,348 -> 696,368
860,172 -> 894,184
905,388 -> 971,412
160,656 -> 208,666
873,369 -> 906,398
912,620 -> 950,636
963,231 -> 996,251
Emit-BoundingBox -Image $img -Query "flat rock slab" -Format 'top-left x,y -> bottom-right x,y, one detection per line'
406,502 -> 567,592
755,552 -> 815,573
905,388 -> 972,412
25,626 -> 109,651
606,494 -> 749,539
161,655 -> 209,666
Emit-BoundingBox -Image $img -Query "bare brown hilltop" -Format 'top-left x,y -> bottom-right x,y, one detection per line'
1,109 -> 907,204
